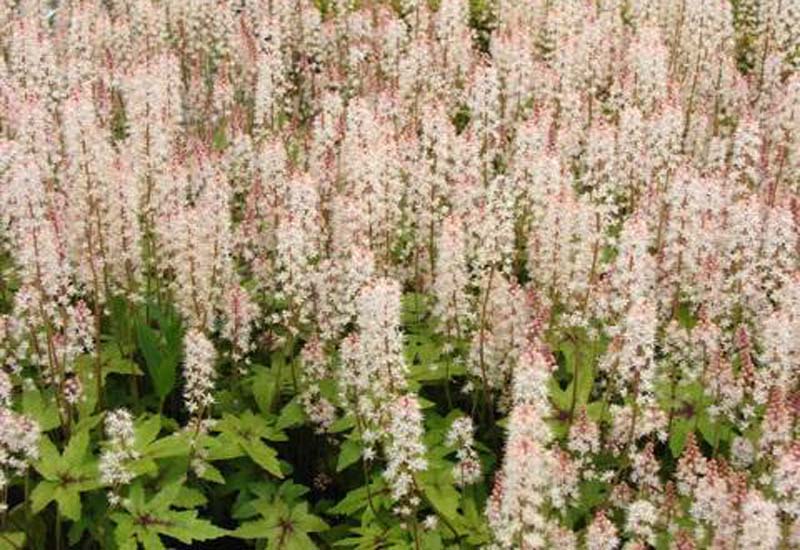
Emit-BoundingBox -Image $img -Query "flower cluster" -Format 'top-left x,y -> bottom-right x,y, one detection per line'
100,408 -> 139,506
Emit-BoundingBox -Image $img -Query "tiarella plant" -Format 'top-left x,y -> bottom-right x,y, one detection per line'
0,0 -> 799,549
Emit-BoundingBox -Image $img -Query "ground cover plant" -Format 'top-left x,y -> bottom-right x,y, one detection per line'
0,0 -> 799,548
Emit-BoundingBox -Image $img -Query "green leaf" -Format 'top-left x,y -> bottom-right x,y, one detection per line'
174,487 -> 208,509
135,415 -> 162,448
22,386 -> 60,432
329,415 -> 355,433
235,502 -> 326,548
144,434 -> 190,459
418,469 -> 463,533
0,532 -> 25,550
62,430 -> 91,468
292,505 -> 328,533
329,479 -> 387,516
241,439 -> 283,478
276,398 -> 306,430
277,531 -> 317,550
148,480 -> 184,512
234,518 -> 277,540
54,486 -> 82,521
140,529 -> 167,550
33,437 -> 60,479
136,320 -> 179,402
29,481 -> 57,514
420,531 -> 444,550
198,464 -> 225,484
113,516 -> 138,550
578,479 -> 609,510
670,419 -> 693,458
252,366 -> 278,415
336,439 -> 362,472
698,415 -> 732,450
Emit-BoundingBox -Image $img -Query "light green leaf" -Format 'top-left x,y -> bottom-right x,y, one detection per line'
234,518 -> 277,540
241,439 -> 283,478
198,464 -> 225,484
62,430 -> 90,468
22,386 -> 60,432
0,531 -> 25,550
135,415 -> 162,448
29,480 -> 57,514
157,510 -> 227,543
55,486 -> 82,521
144,434 -> 190,459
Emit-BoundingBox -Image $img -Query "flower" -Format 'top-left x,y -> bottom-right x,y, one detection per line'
183,329 -> 217,418
100,408 -> 139,503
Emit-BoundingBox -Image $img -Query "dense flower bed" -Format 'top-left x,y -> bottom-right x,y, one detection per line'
0,0 -> 799,548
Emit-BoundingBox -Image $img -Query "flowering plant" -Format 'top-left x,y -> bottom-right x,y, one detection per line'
0,0 -> 798,548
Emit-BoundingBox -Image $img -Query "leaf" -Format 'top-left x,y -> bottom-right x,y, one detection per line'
0,532 -> 25,550
698,415 -> 732,450
22,386 -> 60,432
336,439 -> 361,472
252,366 -> 277,415
54,486 -> 82,521
329,415 -> 356,434
62,430 -> 91,468
235,502 -> 326,548
29,481 -> 57,514
241,439 -> 283,478
135,415 -> 162,448
418,470 -> 463,533
292,504 -> 328,533
136,321 -> 178,402
173,487 -> 208,509
148,480 -> 184,512
670,419 -> 693,458
198,464 -> 225,484
33,437 -> 60,479
234,518 -> 278,540
113,516 -> 138,550
329,479 -> 387,516
420,531 -> 444,550
277,531 -> 317,550
144,434 -> 191,459
276,398 -> 306,431
578,479 -> 609,510
103,346 -> 143,376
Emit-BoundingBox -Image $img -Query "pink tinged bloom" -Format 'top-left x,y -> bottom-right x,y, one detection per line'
739,490 -> 782,550
567,406 -> 600,456
157,161 -> 235,331
383,394 -> 427,507
221,284 -> 258,363
628,25 -> 669,114
624,499 -> 658,546
488,342 -> 576,548
760,387 -> 793,457
775,441 -> 800,518
0,405 -> 40,493
352,277 -> 408,395
182,329 -> 216,418
446,417 -> 481,486
585,511 -> 618,550
298,339 -> 336,433
469,276 -> 535,392
433,215 -> 471,337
